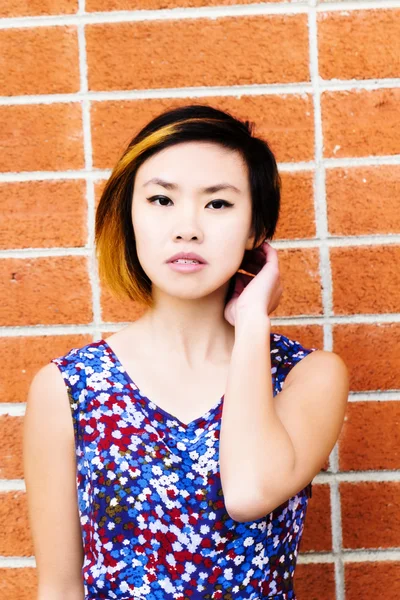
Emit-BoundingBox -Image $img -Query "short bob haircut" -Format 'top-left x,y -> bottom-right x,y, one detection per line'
95,103 -> 281,309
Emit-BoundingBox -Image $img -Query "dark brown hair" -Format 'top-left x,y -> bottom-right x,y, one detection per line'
95,104 -> 281,308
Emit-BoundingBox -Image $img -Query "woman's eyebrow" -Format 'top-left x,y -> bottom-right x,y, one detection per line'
143,177 -> 241,194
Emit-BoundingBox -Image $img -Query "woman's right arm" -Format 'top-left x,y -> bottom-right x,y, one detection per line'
23,362 -> 85,600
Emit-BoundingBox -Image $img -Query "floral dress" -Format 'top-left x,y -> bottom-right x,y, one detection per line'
50,333 -> 317,600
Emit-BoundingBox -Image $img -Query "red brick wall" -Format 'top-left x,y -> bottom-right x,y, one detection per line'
1,1 -> 399,598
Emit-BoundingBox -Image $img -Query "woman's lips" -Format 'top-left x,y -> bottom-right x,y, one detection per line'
167,261 -> 207,273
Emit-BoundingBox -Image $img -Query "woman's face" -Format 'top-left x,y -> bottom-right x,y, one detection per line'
131,141 -> 256,302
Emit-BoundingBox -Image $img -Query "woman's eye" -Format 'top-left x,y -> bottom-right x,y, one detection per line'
146,195 -> 234,210
209,200 -> 234,210
147,195 -> 172,206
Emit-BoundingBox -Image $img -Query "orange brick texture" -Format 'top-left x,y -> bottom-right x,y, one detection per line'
1,2 -> 400,599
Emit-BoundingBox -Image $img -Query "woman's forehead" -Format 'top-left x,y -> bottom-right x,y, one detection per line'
135,143 -> 248,187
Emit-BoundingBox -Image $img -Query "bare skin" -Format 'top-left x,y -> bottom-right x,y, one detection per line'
23,362 -> 85,600
102,318 -> 237,426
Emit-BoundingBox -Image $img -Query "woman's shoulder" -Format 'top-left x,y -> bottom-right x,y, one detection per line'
26,342 -> 103,439
50,339 -> 111,369
48,339 -> 109,391
51,338 -> 105,363
270,331 -> 319,387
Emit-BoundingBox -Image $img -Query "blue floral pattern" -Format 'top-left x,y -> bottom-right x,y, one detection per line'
51,333 -> 317,600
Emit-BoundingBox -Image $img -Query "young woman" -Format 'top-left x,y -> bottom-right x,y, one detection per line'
23,104 -> 349,600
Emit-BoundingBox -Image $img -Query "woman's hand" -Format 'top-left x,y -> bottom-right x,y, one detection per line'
224,241 -> 283,327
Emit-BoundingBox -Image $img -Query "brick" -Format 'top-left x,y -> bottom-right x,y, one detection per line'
0,0 -> 78,17
276,171 -> 315,240
322,89 -> 400,158
100,284 -> 147,325
299,484 -> 332,553
0,568 -> 37,600
0,491 -> 33,555
339,401 -> 400,472
0,257 -> 93,326
0,103 -> 84,172
0,416 -> 23,478
0,26 -> 79,96
87,0 -> 300,9
0,180 -> 87,249
0,334 -> 92,404
326,166 -> 400,236
330,245 -> 400,315
345,561 -> 400,600
341,482 -> 400,549
333,324 -> 400,392
86,15 -> 309,91
318,9 -> 400,80
294,563 -> 336,600
91,95 -> 314,169
101,330 -> 120,342
275,248 -> 322,317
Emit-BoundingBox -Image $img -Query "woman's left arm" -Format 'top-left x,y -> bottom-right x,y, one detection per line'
220,313 -> 349,522
220,241 -> 349,522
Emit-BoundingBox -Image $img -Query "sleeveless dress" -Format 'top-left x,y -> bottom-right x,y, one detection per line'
50,332 -> 317,600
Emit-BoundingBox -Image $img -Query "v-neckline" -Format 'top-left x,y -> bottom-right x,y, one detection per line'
99,339 -> 225,430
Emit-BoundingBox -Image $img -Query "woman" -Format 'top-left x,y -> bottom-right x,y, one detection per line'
23,104 -> 349,600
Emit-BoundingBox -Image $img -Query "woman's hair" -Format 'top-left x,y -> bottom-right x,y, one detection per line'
95,103 -> 281,308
